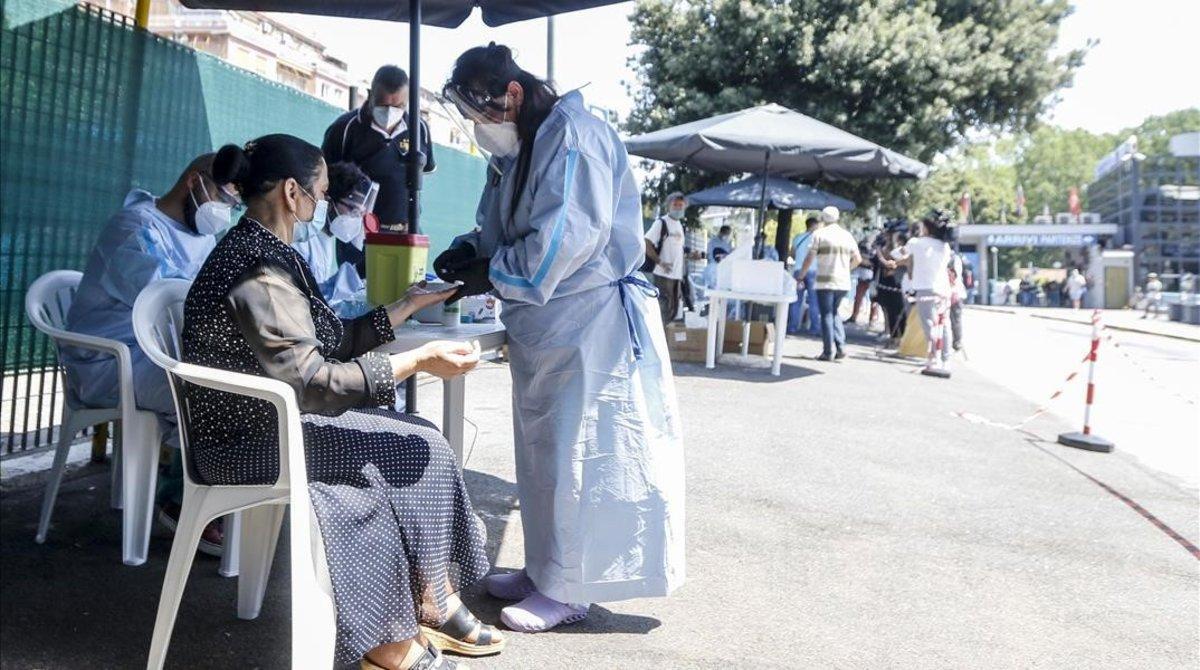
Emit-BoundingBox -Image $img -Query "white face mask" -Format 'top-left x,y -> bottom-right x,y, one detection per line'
373,105 -> 405,131
296,187 -> 328,227
190,185 -> 233,236
195,201 -> 233,235
474,121 -> 520,158
329,213 -> 365,248
667,208 -> 685,220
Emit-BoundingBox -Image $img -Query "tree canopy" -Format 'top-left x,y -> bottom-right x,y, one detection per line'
626,0 -> 1084,205
908,108 -> 1200,224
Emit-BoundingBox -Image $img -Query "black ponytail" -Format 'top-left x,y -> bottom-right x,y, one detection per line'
449,43 -> 559,216
212,133 -> 323,201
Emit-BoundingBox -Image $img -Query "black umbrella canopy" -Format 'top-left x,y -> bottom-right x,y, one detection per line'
625,103 -> 928,180
180,0 -> 628,27
687,175 -> 855,211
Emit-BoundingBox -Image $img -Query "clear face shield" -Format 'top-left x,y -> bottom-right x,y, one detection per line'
329,177 -> 380,245
439,84 -> 518,173
336,176 -> 379,217
442,83 -> 509,125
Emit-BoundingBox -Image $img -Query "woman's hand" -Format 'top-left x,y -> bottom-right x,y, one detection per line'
417,340 -> 481,379
385,281 -> 459,327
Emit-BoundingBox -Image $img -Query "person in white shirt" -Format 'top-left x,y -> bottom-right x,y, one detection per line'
884,210 -> 958,372
1142,272 -> 1164,319
1065,268 -> 1087,309
644,191 -> 688,323
799,206 -> 861,360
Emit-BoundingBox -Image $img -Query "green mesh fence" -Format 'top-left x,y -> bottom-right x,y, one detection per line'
0,2 -> 486,453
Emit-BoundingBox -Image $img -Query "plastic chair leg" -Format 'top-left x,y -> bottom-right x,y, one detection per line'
219,512 -> 242,578
35,410 -> 88,544
111,419 -> 123,510
145,489 -> 214,670
236,503 -> 286,620
121,411 -> 161,566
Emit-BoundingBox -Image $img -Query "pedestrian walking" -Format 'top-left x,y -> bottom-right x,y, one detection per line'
799,206 -> 861,361
643,192 -> 688,323
1142,272 -> 1164,319
1066,268 -> 1087,309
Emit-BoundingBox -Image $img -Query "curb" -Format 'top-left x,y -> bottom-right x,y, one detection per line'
1027,313 -> 1200,343
964,305 -> 1200,343
966,305 -> 1018,315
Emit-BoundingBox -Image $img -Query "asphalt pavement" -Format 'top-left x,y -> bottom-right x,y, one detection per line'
1,330 -> 1196,669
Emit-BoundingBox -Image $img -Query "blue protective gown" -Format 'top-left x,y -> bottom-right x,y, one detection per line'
291,223 -> 368,317
63,190 -> 215,426
461,91 -> 685,604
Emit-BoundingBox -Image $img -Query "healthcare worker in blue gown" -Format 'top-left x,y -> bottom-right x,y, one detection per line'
438,43 -> 685,633
63,153 -> 238,555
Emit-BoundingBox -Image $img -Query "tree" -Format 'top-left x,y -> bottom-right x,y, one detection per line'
626,0 -> 1084,207
907,138 -> 1018,223
1014,126 -> 1115,218
1126,108 -> 1200,157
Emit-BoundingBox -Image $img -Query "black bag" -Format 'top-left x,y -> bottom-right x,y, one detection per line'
639,216 -> 669,273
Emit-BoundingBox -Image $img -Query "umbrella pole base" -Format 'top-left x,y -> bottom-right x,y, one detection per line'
1057,432 -> 1114,453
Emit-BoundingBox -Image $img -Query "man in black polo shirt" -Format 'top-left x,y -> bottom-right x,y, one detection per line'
322,65 -> 436,274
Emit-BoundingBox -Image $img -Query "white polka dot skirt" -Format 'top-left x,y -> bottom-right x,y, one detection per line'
199,408 -> 490,663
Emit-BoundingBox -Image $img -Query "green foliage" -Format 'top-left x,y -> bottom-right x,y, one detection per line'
908,108 -> 1200,223
1132,108 -> 1200,157
626,0 -> 1083,206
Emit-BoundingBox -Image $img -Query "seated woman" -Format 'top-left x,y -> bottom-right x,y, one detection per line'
181,134 -> 501,670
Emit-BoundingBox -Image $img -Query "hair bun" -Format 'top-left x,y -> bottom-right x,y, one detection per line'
212,143 -> 251,187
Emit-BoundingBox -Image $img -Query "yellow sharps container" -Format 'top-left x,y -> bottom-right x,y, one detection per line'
365,232 -> 429,306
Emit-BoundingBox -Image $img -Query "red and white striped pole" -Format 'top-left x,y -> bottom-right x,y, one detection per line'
1058,309 -> 1114,452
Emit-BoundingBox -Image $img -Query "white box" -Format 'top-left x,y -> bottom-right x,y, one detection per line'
720,259 -> 792,296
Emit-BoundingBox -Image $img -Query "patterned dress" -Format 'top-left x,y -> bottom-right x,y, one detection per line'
181,218 -> 489,663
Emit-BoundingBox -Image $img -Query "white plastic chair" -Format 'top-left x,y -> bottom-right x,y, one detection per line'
133,279 -> 336,670
25,270 -> 161,566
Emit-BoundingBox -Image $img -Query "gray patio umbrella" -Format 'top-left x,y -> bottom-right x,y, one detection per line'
686,175 -> 856,211
626,103 -> 926,253
184,0 -> 627,412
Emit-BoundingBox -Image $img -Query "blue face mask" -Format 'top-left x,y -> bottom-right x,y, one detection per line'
297,186 -> 329,227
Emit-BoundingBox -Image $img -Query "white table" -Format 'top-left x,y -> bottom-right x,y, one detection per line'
374,321 -> 507,466
705,289 -> 796,376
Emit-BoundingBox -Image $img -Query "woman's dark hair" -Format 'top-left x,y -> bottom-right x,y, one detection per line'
212,133 -> 323,201
449,43 -> 559,213
922,209 -> 954,242
327,161 -> 367,203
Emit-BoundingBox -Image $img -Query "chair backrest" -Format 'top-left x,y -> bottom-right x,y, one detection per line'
133,278 -> 195,481
132,279 -> 190,372
25,270 -> 83,338
133,278 -> 306,495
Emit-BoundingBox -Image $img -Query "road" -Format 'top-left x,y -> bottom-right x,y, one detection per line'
2,327 -> 1197,669
961,307 -> 1200,489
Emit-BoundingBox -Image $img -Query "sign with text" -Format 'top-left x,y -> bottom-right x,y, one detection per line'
985,233 -> 1096,248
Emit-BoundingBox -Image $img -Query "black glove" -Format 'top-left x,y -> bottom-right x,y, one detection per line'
442,256 -> 494,305
433,244 -> 476,281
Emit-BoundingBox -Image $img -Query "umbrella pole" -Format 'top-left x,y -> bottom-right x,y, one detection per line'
406,0 -> 424,235
756,153 -> 770,258
405,0 -> 423,414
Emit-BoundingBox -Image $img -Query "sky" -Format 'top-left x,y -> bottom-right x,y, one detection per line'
279,0 -> 1198,136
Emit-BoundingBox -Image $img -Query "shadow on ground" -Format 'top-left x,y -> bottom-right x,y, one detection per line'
0,461 -> 539,669
671,360 -> 821,383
